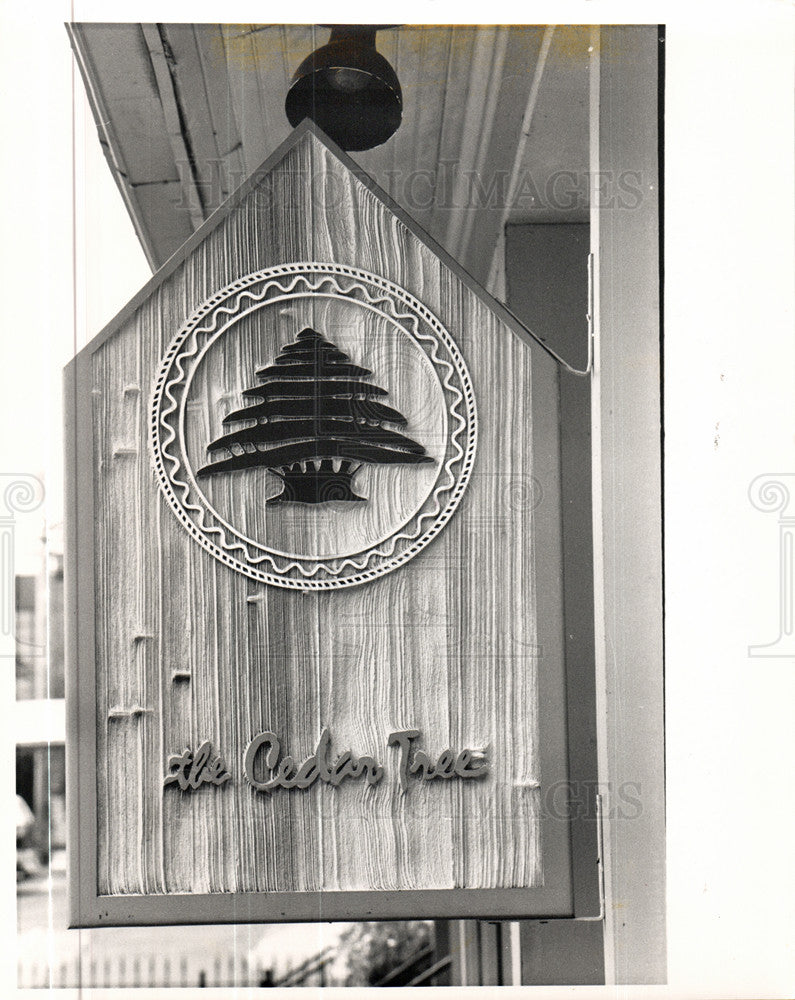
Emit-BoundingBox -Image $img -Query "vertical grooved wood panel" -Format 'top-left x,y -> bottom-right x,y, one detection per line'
71,124 -> 571,922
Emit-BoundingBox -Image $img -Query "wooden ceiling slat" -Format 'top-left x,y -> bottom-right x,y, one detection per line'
194,26 -> 247,206
517,26 -> 590,224
190,25 -> 246,208
438,27 -> 509,268
76,24 -> 179,186
221,28 -> 272,176
387,27 -> 400,220
71,23 -> 590,274
160,25 -> 222,218
426,27 -> 479,250
391,26 -> 453,237
454,26 -> 512,273
467,27 -> 546,287
140,24 -> 206,232
69,23 -> 169,269
353,27 -> 402,200
249,29 -> 292,165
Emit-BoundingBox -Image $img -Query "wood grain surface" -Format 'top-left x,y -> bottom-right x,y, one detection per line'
88,130 -> 565,897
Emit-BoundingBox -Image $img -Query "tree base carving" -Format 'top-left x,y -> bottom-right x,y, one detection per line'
267,464 -> 366,505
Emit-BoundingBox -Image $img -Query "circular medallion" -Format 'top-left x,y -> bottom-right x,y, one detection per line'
151,263 -> 477,589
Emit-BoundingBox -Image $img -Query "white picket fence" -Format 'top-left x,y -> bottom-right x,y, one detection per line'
17,952 -> 287,989
18,943 -> 338,990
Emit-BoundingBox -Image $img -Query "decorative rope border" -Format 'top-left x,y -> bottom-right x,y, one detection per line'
150,264 -> 477,590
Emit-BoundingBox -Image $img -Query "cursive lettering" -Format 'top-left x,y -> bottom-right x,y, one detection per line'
165,730 -> 491,793
163,741 -> 231,791
387,730 -> 489,791
244,728 -> 384,793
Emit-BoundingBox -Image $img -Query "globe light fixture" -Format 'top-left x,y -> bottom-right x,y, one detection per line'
285,25 -> 402,151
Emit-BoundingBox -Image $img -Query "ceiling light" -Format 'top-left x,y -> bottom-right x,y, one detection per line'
285,26 -> 402,152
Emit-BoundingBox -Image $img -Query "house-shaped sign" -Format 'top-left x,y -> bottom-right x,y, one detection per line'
65,121 -> 574,926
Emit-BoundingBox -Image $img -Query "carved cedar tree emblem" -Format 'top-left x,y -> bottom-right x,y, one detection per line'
151,263 -> 476,589
197,327 -> 433,504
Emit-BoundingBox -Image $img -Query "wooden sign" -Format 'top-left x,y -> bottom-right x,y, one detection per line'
65,121 -> 574,925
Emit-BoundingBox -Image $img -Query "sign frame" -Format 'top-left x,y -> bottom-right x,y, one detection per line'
65,121 -> 599,927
